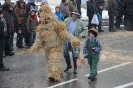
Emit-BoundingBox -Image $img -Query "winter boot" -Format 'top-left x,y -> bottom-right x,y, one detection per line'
64,58 -> 72,72
73,60 -> 77,74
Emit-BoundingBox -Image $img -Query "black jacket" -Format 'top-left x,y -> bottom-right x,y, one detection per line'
87,0 -> 98,16
0,18 -> 5,39
94,0 -> 104,12
123,0 -> 133,15
75,0 -> 81,5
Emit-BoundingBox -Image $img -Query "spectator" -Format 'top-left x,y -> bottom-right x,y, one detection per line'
75,0 -> 81,14
2,3 -> 15,56
0,10 -> 9,71
67,0 -> 76,13
54,6 -> 64,21
60,0 -> 70,19
14,0 -> 27,48
108,0 -> 118,32
64,9 -> 87,74
26,0 -> 36,17
95,0 -> 104,32
26,8 -> 38,48
38,0 -> 48,17
115,0 -> 124,29
86,0 -> 98,30
123,0 -> 133,31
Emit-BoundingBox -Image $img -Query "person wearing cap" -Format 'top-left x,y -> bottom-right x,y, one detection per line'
64,9 -> 87,74
26,0 -> 36,17
2,2 -> 15,56
14,0 -> 27,48
38,0 -> 48,18
83,27 -> 102,81
0,10 -> 9,71
26,9 -> 38,48
54,6 -> 64,21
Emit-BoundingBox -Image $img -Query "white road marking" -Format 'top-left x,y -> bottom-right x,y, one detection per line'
114,82 -> 133,88
48,62 -> 132,88
85,62 -> 132,77
47,78 -> 78,88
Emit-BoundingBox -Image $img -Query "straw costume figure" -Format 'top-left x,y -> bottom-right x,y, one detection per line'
31,4 -> 81,81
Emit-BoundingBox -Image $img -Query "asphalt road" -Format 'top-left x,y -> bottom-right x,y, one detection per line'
0,26 -> 133,88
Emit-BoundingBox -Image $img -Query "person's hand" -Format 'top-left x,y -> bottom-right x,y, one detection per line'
81,59 -> 85,64
79,33 -> 82,38
99,6 -> 103,10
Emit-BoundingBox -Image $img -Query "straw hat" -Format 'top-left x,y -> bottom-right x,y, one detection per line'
88,27 -> 98,37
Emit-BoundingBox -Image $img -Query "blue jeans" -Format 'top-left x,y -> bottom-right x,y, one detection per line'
6,33 -> 14,52
64,42 -> 79,68
9,33 -> 14,51
29,31 -> 36,46
16,35 -> 23,47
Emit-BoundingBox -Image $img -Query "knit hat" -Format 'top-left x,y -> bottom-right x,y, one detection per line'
28,0 -> 35,3
17,0 -> 24,3
88,27 -> 98,37
0,10 -> 3,15
41,0 -> 48,5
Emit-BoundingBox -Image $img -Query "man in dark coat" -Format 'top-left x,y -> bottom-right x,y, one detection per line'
0,10 -> 9,71
2,3 -> 15,56
108,0 -> 118,32
87,0 -> 98,30
115,0 -> 124,29
75,0 -> 81,14
94,0 -> 104,32
123,0 -> 133,31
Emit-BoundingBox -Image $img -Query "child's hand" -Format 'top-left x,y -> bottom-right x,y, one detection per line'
81,59 -> 85,64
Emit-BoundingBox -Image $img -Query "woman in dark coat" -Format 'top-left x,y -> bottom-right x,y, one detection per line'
123,0 -> 133,31
14,0 -> 27,48
86,0 -> 98,30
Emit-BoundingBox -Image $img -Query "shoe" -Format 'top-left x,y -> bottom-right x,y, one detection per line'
8,52 -> 15,56
109,30 -> 117,32
98,29 -> 104,32
5,52 -> 15,56
49,77 -> 57,82
0,66 -> 9,71
64,66 -> 72,72
88,76 -> 91,79
18,46 -> 24,48
90,77 -> 97,81
73,68 -> 77,74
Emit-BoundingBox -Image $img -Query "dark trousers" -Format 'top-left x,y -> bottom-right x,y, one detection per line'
116,15 -> 123,28
64,42 -> 78,69
124,15 -> 133,31
98,11 -> 102,30
0,39 -> 5,67
8,33 -> 14,51
109,15 -> 115,31
88,14 -> 97,30
77,4 -> 81,14
5,35 -> 12,55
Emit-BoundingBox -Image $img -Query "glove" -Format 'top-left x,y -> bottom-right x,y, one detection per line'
99,6 -> 103,10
